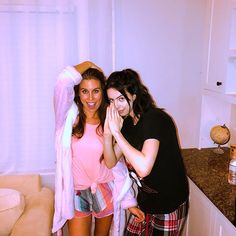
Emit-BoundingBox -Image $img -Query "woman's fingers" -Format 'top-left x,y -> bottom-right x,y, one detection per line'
106,104 -> 122,135
128,207 -> 145,223
74,61 -> 103,74
104,108 -> 111,135
90,62 -> 103,73
134,210 -> 145,222
110,103 -> 119,119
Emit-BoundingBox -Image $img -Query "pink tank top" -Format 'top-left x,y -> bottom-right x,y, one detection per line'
71,123 -> 113,190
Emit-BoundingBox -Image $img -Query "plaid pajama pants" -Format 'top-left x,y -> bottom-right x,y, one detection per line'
125,200 -> 188,236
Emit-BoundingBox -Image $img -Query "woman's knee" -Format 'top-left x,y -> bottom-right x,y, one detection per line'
68,215 -> 92,236
94,214 -> 113,236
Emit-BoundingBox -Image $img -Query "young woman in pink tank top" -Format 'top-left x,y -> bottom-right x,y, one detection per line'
53,61 -> 144,236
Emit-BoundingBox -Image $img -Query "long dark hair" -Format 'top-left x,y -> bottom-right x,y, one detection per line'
73,68 -> 107,138
106,69 -> 156,118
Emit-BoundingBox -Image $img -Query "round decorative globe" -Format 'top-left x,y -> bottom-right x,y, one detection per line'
210,124 -> 230,154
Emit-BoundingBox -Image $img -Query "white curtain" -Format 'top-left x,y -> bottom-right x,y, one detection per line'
0,0 -> 113,174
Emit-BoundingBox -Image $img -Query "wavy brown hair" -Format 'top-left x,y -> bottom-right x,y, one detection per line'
73,68 -> 107,138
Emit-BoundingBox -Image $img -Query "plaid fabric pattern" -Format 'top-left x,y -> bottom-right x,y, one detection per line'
125,200 -> 188,236
74,182 -> 113,215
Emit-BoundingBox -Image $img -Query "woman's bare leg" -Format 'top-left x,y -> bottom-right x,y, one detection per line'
94,214 -> 113,236
68,215 -> 92,236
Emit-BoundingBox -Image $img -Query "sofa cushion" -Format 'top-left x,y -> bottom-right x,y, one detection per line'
0,188 -> 25,236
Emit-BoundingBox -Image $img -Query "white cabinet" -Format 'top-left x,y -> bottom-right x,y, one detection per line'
213,209 -> 236,236
203,0 -> 236,94
186,179 -> 215,235
227,1 -> 236,94
186,179 -> 236,236
199,0 -> 236,148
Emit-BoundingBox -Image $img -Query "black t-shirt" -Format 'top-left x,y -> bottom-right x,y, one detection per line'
121,108 -> 189,214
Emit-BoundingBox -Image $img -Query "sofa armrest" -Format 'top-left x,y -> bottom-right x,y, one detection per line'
0,175 -> 41,195
10,187 -> 54,236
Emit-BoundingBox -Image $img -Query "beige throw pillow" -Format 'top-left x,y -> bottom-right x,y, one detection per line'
0,188 -> 25,236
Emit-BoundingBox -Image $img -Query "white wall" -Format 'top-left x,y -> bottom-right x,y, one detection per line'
0,0 -> 113,174
114,0 -> 207,148
0,0 -> 210,176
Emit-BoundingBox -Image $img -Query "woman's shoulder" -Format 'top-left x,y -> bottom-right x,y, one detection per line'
142,108 -> 175,126
143,108 -> 168,119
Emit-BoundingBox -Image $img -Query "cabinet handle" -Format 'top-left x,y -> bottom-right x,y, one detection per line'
216,81 -> 222,86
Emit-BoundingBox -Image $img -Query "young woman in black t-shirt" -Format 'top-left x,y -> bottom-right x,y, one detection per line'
103,69 -> 189,235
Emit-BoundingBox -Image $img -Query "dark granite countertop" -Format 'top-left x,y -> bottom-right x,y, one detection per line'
182,147 -> 236,225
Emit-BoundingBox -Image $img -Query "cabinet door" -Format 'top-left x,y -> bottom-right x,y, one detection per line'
187,180 -> 215,236
204,0 -> 231,92
212,207 -> 236,236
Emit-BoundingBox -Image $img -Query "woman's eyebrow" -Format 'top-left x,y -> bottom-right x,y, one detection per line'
116,95 -> 124,99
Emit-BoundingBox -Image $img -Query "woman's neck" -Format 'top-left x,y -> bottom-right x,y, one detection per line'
85,112 -> 100,125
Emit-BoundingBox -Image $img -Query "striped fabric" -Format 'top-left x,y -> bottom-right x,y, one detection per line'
125,200 -> 188,236
74,182 -> 113,218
